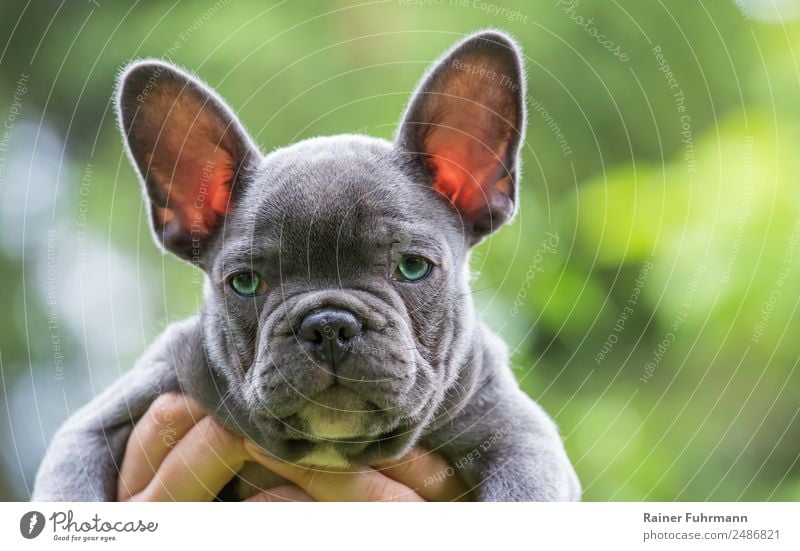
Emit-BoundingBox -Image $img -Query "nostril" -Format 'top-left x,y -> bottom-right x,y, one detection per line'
338,321 -> 359,341
298,308 -> 362,363
299,318 -> 324,344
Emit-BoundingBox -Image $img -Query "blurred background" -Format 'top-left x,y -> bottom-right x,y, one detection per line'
1,0 -> 799,501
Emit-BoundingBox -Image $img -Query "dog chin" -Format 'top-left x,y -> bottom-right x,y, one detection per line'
298,385 -> 373,440
289,386 -> 410,468
303,416 -> 365,440
297,445 -> 353,469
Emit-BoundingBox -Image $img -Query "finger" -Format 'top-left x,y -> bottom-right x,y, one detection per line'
244,441 -> 424,502
244,485 -> 314,502
132,416 -> 249,501
375,446 -> 472,502
118,393 -> 207,500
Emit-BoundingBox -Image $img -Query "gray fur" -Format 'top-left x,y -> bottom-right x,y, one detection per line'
33,30 -> 580,501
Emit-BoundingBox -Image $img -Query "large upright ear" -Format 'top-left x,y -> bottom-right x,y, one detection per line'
396,31 -> 526,242
116,60 -> 259,264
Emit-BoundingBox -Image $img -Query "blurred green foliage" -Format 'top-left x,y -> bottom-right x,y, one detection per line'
1,0 -> 798,501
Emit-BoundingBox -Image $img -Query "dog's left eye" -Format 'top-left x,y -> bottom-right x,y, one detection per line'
395,255 -> 432,282
228,271 -> 268,296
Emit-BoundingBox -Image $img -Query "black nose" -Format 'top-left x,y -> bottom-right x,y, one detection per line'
299,308 -> 362,365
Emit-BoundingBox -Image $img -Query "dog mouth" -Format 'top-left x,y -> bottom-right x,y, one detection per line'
278,424 -> 409,469
288,385 -> 396,442
244,385 -> 419,467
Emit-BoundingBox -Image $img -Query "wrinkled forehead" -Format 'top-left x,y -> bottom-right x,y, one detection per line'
216,137 -> 458,279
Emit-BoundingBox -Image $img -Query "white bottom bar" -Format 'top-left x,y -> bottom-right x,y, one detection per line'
2,502 -> 798,550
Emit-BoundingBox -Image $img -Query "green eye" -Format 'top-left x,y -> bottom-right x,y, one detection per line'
229,271 -> 267,296
395,256 -> 432,282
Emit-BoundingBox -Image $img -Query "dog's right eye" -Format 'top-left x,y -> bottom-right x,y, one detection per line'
228,271 -> 268,297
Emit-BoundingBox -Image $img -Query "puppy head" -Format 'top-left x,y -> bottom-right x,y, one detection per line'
117,31 -> 526,466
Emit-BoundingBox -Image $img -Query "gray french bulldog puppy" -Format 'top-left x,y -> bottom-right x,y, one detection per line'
33,30 -> 580,501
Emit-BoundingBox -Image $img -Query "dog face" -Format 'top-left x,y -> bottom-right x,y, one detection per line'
117,31 -> 526,466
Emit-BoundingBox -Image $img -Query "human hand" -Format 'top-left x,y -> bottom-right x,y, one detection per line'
244,441 -> 471,502
117,393 -> 470,501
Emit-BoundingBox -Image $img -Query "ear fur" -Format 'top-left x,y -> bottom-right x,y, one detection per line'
116,60 -> 259,263
396,30 -> 526,242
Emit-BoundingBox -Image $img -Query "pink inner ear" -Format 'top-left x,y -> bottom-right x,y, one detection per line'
423,92 -> 512,214
176,150 -> 233,236
427,140 -> 507,214
153,148 -> 233,237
